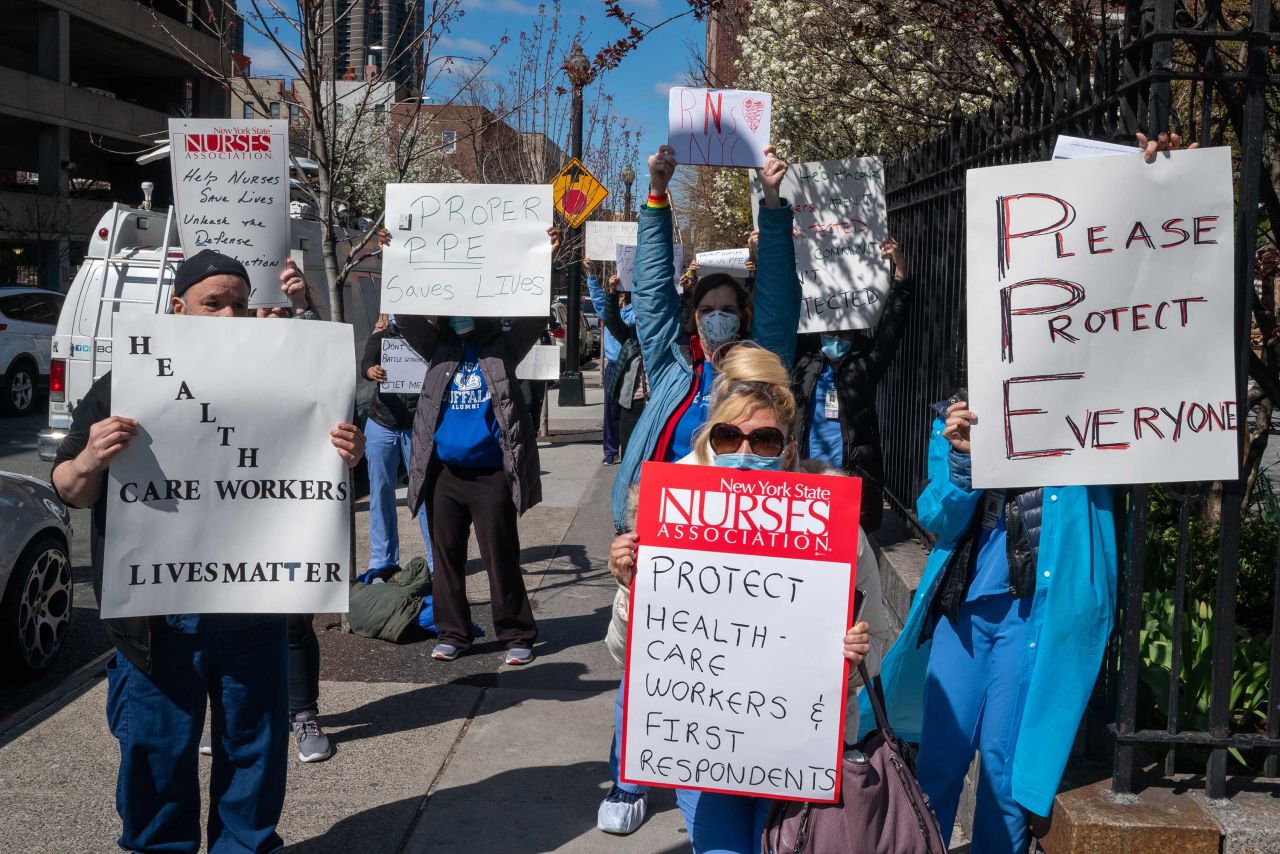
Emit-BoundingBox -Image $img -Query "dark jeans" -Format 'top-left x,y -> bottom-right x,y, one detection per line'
287,613 -> 319,716
427,460 -> 537,651
602,360 -> 621,462
105,618 -> 288,853
619,397 -> 647,459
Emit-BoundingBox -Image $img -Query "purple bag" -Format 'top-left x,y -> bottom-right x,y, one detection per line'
761,663 -> 947,854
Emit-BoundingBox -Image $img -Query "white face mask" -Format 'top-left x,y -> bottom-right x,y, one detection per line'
699,310 -> 740,347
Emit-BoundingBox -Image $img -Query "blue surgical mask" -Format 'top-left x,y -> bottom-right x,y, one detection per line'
820,335 -> 853,361
712,452 -> 785,472
448,316 -> 475,335
698,310 -> 740,348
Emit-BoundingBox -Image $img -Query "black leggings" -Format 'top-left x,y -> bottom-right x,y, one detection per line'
287,613 -> 319,716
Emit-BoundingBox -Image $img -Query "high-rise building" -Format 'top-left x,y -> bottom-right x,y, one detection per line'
320,0 -> 424,94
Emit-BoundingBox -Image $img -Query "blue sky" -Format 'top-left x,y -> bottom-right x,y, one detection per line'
243,0 -> 703,175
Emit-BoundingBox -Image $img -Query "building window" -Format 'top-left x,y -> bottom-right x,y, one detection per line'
336,104 -> 345,123
442,130 -> 457,154
271,102 -> 281,119
243,103 -> 254,119
289,103 -> 300,122
374,102 -> 386,123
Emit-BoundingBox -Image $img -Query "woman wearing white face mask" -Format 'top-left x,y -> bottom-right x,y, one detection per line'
603,345 -> 891,852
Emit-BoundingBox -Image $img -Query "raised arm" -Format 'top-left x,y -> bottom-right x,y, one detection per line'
864,237 -> 915,384
750,145 -> 801,368
601,277 -> 633,342
632,146 -> 683,380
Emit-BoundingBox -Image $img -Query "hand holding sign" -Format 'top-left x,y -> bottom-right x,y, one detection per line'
942,401 -> 976,454
757,145 -> 787,209
648,145 -> 677,197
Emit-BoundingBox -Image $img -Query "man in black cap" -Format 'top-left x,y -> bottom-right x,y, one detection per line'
51,248 -> 364,853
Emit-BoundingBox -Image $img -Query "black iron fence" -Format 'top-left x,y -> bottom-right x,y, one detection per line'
877,0 -> 1279,799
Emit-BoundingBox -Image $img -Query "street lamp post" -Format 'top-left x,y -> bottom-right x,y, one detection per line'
558,44 -> 591,407
622,165 -> 635,221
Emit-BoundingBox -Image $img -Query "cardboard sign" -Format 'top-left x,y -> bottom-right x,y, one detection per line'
668,88 -> 772,168
695,248 -> 751,278
379,338 -> 427,394
965,147 -> 1237,488
621,462 -> 861,802
585,220 -> 638,261
102,315 -> 355,618
616,243 -> 684,292
168,119 -> 290,308
516,344 -> 560,381
1052,135 -> 1139,160
751,157 -> 891,332
382,183 -> 554,317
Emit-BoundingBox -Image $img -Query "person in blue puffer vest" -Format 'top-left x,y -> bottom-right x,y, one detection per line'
595,144 -> 800,839
860,394 -> 1117,852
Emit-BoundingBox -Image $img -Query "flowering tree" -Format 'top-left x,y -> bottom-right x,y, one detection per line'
337,112 -> 463,221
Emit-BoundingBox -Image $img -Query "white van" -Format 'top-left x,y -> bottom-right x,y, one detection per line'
38,201 -> 384,461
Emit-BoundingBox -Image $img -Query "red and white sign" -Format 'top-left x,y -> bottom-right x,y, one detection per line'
168,119 -> 291,308
621,462 -> 860,802
668,88 -> 773,168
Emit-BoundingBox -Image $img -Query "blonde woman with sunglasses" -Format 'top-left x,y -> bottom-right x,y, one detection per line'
603,344 -> 891,853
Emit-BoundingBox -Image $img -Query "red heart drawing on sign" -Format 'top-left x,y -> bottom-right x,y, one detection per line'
743,99 -> 765,133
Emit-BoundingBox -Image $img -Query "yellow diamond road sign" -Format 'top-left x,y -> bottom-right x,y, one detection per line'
552,158 -> 608,228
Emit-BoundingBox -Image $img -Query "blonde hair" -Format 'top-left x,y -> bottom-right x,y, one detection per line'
690,343 -> 796,465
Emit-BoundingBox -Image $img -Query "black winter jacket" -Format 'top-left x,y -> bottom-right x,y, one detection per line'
360,328 -> 423,430
399,316 -> 545,517
791,276 -> 914,531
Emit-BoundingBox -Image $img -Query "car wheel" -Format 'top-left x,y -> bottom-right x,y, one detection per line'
3,361 -> 37,416
0,535 -> 73,679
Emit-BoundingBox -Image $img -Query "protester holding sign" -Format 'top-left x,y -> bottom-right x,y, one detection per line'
394,227 -> 560,668
49,249 -> 365,853
599,275 -> 649,457
791,236 -> 912,531
601,345 -> 890,850
360,316 -> 433,577
608,143 -> 800,532
586,260 -> 636,464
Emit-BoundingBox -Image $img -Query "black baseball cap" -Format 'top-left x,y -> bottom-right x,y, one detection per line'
174,249 -> 250,297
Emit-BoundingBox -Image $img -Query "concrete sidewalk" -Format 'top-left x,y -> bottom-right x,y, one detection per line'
0,370 -> 692,853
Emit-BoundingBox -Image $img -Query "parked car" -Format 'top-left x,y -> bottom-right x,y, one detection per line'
0,286 -> 64,416
38,202 -> 383,462
580,301 -> 601,357
0,471 -> 73,679
549,302 -> 593,366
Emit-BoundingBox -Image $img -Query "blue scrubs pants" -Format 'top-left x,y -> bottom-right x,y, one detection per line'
365,418 -> 432,572
105,619 -> 289,853
916,594 -> 1033,854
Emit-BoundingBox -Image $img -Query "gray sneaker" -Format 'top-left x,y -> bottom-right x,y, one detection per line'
432,643 -> 459,661
199,731 -> 212,757
505,647 -> 534,666
292,712 -> 333,763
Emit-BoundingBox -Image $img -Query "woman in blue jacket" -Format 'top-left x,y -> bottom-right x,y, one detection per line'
597,144 -> 801,837
861,396 -> 1117,852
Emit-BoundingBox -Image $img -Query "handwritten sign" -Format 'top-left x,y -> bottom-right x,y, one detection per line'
382,183 -> 553,317
380,338 -> 427,394
751,157 -> 890,332
621,462 -> 860,802
168,119 -> 290,308
615,243 -> 684,293
695,248 -> 751,279
966,147 -> 1237,488
668,88 -> 772,169
102,315 -> 355,618
516,344 -> 560,381
585,220 -> 638,261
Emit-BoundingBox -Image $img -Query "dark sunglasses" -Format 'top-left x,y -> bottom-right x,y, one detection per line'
708,422 -> 787,457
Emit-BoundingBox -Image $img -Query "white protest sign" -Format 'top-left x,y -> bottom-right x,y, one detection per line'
516,344 -> 560,381
965,147 -> 1237,489
382,184 -> 554,317
668,88 -> 772,168
168,119 -> 291,308
751,157 -> 891,332
586,220 -> 638,261
379,338 -> 427,394
622,462 -> 861,802
615,243 -> 684,292
102,315 -> 355,618
1052,135 -> 1140,160
695,248 -> 750,278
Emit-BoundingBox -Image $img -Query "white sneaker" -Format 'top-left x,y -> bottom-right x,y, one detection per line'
597,786 -> 647,835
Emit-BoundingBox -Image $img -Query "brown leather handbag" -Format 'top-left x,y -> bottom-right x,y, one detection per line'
761,663 -> 947,854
